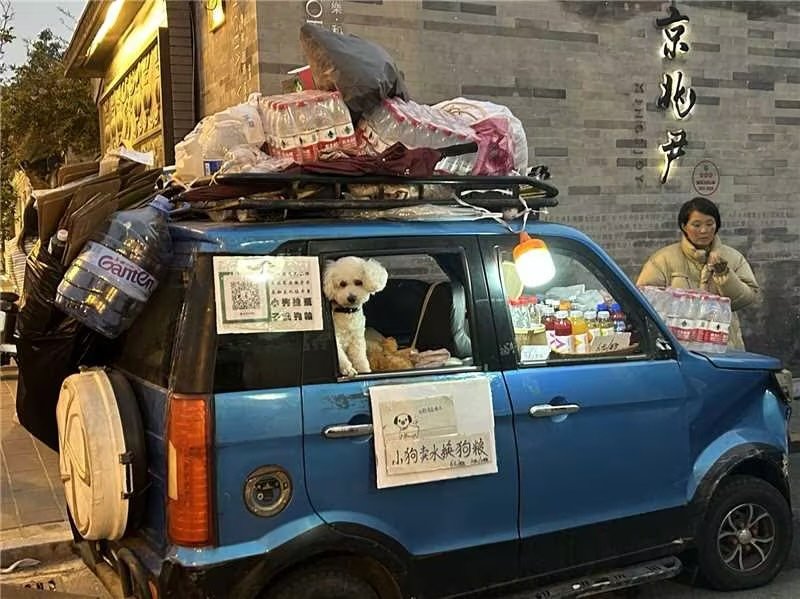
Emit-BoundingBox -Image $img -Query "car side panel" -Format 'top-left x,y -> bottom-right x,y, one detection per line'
207,388 -> 325,554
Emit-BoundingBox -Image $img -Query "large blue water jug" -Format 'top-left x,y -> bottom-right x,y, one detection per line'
55,196 -> 173,338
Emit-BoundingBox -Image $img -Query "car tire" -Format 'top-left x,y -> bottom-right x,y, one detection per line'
696,475 -> 792,590
265,562 -> 380,599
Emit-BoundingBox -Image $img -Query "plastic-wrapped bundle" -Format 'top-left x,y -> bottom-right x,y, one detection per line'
358,99 -> 479,174
435,98 -> 528,175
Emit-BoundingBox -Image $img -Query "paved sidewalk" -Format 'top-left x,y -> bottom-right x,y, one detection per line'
0,367 -> 72,566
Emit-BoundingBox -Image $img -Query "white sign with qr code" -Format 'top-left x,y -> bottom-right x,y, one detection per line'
213,256 -> 323,334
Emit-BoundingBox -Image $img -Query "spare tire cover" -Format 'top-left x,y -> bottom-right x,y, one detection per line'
56,368 -> 145,540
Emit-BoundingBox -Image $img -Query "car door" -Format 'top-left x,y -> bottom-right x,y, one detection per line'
301,236 -> 520,597
480,233 -> 691,576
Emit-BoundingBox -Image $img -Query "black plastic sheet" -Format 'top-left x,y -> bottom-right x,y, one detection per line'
300,23 -> 409,116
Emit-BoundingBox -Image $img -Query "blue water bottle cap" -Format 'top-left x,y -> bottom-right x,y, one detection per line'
596,303 -> 607,312
611,303 -> 621,312
149,195 -> 172,213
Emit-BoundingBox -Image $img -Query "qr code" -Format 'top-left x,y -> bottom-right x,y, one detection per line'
230,279 -> 261,312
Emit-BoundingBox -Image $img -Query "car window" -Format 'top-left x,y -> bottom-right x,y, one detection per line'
322,250 -> 477,379
115,266 -> 189,387
495,236 -> 653,365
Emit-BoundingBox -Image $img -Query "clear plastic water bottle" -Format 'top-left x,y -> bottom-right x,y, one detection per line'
331,92 -> 356,149
55,196 -> 173,339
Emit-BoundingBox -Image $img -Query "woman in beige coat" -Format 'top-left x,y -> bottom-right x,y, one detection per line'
636,197 -> 760,350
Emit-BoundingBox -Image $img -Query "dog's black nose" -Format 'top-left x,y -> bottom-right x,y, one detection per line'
347,294 -> 357,304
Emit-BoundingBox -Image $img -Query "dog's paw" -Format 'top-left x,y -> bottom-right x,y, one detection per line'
340,365 -> 359,378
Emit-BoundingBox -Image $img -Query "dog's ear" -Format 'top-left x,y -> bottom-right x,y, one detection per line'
321,259 -> 338,300
362,259 -> 389,293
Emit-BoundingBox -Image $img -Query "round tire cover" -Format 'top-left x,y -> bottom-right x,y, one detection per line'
57,368 -> 143,540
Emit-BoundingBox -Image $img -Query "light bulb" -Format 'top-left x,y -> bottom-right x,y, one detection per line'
513,233 -> 556,288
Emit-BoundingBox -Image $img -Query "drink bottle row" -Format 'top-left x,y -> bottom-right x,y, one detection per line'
640,286 -> 731,353
509,296 -> 628,355
258,90 -> 357,162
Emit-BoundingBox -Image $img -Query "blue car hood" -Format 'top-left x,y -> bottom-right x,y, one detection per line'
696,350 -> 782,371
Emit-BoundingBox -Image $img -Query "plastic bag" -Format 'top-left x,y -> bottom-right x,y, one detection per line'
19,240 -> 71,336
225,102 -> 266,146
219,145 -> 294,174
435,98 -> 528,175
300,23 -> 409,116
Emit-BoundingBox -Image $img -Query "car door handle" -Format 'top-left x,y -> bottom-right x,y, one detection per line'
322,424 -> 374,439
529,404 -> 581,418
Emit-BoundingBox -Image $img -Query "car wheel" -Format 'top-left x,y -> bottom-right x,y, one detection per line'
265,561 -> 380,599
697,475 -> 792,590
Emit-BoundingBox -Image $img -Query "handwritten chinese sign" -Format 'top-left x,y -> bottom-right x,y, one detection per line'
370,378 -> 497,489
213,255 -> 324,334
655,4 -> 696,184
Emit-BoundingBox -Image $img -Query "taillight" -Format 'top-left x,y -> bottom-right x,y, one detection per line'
167,393 -> 213,546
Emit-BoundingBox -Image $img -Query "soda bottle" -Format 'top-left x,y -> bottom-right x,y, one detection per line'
610,303 -> 627,333
55,196 -> 173,339
541,306 -> 556,348
597,310 -> 614,336
584,310 -> 599,344
552,310 -> 573,353
48,229 -> 69,262
569,310 -> 589,354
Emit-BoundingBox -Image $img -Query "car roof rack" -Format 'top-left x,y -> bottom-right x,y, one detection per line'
169,172 -> 559,220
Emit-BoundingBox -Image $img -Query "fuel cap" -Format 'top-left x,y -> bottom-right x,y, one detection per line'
244,466 -> 292,517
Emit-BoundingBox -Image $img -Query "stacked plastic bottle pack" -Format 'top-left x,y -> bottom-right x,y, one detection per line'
640,286 -> 732,353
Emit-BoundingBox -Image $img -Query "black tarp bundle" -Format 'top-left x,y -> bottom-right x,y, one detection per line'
15,241 -> 110,450
300,23 -> 409,117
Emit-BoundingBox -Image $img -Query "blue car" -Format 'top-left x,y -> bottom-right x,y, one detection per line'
58,178 -> 793,599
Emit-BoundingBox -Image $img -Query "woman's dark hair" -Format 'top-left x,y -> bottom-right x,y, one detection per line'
678,196 -> 721,231
16,200 -> 39,251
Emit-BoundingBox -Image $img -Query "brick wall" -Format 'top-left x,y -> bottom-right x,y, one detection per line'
195,0 -> 260,116
252,0 -> 799,369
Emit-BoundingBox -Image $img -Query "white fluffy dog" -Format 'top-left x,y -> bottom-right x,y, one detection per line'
322,256 -> 388,377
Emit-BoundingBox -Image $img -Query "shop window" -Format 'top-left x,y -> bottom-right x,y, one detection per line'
497,240 -> 645,365
340,252 -> 476,376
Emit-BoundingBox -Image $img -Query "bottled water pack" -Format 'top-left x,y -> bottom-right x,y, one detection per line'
640,286 -> 731,353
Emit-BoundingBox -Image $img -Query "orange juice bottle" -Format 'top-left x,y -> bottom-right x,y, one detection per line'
569,310 -> 589,354
559,299 -> 572,312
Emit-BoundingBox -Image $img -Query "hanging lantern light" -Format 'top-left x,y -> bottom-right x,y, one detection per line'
513,232 -> 556,288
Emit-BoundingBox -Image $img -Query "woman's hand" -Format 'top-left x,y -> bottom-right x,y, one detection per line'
707,251 -> 729,275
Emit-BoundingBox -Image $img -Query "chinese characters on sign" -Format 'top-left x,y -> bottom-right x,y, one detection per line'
370,379 -> 497,489
658,71 -> 697,119
660,130 -> 687,184
213,255 -> 324,334
304,0 -> 344,33
656,6 -> 690,59
655,4 -> 695,184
